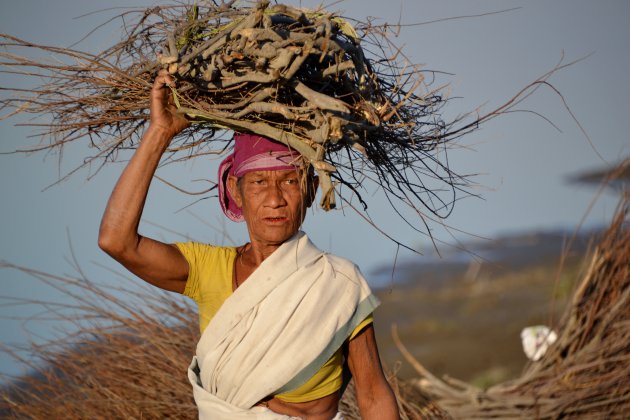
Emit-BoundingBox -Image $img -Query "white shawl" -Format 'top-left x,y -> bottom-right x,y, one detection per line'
187,231 -> 379,419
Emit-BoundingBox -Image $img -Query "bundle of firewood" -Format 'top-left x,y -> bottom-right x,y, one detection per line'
1,0 -> 494,226
156,0 -> 395,209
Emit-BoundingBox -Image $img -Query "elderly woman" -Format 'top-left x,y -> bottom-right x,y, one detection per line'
98,70 -> 399,420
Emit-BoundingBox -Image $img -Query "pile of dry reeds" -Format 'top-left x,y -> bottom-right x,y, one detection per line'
0,1 -> 559,241
397,187 -> 630,418
0,264 -> 448,419
0,266 -> 199,418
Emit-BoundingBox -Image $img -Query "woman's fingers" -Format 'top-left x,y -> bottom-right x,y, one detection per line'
154,69 -> 174,88
152,70 -> 174,101
149,69 -> 189,136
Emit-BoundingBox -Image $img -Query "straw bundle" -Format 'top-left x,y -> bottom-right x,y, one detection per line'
398,186 -> 630,418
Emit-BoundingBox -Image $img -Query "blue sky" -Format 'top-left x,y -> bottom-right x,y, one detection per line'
1,0 -> 629,377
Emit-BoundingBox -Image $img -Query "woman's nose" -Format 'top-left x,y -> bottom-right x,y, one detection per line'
265,183 -> 287,207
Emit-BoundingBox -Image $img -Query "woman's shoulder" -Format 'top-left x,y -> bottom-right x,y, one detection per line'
323,252 -> 357,270
175,241 -> 236,254
321,252 -> 369,285
175,241 -> 237,265
175,242 -> 236,303
301,234 -> 364,280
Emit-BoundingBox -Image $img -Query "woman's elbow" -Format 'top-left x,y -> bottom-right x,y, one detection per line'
98,233 -> 117,256
98,228 -> 127,258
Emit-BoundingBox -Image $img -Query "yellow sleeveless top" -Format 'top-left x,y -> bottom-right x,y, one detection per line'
175,241 -> 373,403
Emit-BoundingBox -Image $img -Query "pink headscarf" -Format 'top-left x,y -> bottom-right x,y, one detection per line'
218,133 -> 304,222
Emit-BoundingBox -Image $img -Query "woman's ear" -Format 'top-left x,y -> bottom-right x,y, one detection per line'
227,175 -> 243,208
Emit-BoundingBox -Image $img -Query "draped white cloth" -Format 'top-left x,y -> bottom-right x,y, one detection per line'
187,231 -> 378,419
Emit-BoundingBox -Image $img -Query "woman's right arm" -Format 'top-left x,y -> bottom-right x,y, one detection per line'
98,70 -> 190,293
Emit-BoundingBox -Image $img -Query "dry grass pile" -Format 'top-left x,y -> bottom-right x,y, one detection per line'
0,267 -> 199,418
397,188 -> 630,418
0,264 -> 446,419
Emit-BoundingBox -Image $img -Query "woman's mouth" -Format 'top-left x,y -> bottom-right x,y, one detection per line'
264,216 -> 287,223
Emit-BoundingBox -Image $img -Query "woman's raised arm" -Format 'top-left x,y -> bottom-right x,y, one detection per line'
98,70 -> 190,293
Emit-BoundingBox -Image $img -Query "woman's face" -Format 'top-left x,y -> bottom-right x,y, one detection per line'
228,169 -> 315,247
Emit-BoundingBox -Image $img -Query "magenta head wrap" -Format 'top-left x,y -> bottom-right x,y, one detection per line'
218,133 -> 304,222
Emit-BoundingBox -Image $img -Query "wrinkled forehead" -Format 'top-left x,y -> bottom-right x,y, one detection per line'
237,167 -> 308,182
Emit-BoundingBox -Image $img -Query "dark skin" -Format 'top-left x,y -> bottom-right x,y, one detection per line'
99,70 -> 400,419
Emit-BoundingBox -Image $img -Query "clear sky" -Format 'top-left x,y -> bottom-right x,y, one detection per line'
1,0 -> 629,377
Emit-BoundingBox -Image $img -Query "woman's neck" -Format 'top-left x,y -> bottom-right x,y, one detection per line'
243,240 -> 281,266
233,241 -> 280,290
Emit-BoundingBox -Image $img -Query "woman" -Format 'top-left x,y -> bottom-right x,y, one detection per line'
98,70 -> 399,420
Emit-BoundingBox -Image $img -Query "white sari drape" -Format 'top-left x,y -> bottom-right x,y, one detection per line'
187,231 -> 379,419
